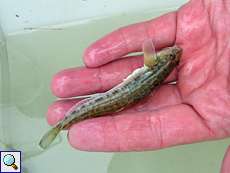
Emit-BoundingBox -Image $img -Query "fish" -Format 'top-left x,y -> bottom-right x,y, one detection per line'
39,40 -> 182,149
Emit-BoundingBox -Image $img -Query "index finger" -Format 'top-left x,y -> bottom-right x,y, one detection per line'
84,12 -> 177,67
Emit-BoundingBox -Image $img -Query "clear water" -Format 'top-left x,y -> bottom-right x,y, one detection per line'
1,9 -> 230,173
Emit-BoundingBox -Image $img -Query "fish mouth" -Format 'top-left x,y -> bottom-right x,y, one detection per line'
173,45 -> 182,60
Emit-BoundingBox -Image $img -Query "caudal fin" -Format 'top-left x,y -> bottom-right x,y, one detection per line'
39,124 -> 62,149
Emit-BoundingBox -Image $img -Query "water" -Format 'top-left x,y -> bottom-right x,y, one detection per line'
0,25 -> 51,160
0,25 -> 11,148
1,9 -> 230,173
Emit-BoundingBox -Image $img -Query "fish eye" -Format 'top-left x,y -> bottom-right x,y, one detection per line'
169,53 -> 174,59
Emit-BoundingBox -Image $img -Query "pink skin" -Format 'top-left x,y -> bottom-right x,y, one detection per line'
47,0 -> 230,171
221,146 -> 230,173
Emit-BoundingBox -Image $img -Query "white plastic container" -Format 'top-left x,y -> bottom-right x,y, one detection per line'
0,0 -> 229,172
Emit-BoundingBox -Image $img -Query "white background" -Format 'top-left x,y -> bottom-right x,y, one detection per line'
0,0 -> 187,34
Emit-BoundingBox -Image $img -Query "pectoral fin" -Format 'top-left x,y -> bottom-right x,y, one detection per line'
58,93 -> 102,100
143,39 -> 158,68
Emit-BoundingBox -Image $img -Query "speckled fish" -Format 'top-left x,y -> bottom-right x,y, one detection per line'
39,40 -> 182,149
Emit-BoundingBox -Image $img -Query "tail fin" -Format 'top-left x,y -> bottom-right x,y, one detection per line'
39,124 -> 62,149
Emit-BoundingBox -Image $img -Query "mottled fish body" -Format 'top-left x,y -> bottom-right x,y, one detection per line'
39,41 -> 182,149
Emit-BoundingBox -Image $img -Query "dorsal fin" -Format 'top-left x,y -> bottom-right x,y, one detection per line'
143,39 -> 158,68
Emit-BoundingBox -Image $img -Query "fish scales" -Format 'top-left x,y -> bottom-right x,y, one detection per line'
62,53 -> 179,128
39,45 -> 182,149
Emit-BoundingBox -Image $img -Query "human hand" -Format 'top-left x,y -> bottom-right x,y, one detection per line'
221,146 -> 230,173
47,0 -> 230,156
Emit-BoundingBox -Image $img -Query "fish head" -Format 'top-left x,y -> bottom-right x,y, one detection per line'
156,45 -> 182,66
142,39 -> 182,68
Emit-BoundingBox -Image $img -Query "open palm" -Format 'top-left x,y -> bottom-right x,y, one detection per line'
47,0 -> 230,153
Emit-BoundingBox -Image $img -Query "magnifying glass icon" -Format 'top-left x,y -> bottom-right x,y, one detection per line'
3,154 -> 18,170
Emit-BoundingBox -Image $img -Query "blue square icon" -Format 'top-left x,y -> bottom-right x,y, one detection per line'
0,151 -> 21,173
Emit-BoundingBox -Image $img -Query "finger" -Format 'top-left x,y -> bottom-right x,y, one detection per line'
84,12 -> 177,67
51,55 -> 178,98
68,104 -> 214,151
46,99 -> 79,125
51,55 -> 142,98
221,146 -> 230,173
47,85 -> 181,126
